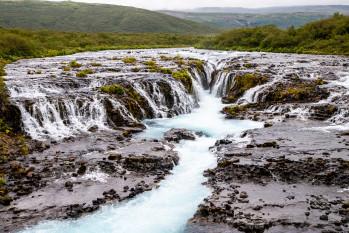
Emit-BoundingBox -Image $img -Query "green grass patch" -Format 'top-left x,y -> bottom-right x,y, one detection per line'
172,69 -> 193,92
76,69 -> 94,77
223,105 -> 248,118
100,84 -> 125,95
69,60 -> 82,68
122,57 -> 137,64
0,176 -> 6,186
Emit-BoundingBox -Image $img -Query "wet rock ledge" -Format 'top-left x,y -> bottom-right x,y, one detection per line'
0,130 -> 179,232
189,120 -> 349,233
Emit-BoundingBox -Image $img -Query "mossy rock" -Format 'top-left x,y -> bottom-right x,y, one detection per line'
172,69 -> 193,93
100,84 -> 125,95
222,104 -> 249,118
122,57 -> 137,64
0,194 -> 12,206
76,69 -> 93,77
69,60 -> 82,68
224,73 -> 269,103
263,80 -> 330,104
189,59 -> 205,73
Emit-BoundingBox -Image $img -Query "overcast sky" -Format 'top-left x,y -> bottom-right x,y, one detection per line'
50,0 -> 349,10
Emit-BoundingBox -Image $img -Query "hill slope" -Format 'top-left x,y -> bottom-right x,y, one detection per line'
0,0 -> 214,33
198,14 -> 349,55
161,5 -> 349,29
160,11 -> 330,29
190,5 -> 349,14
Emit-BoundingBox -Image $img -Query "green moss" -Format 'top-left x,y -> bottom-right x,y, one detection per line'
18,135 -> 29,156
223,105 -> 248,118
69,60 -> 82,68
0,195 -> 12,206
160,55 -> 172,61
62,66 -> 71,72
144,60 -> 161,72
189,59 -> 205,73
76,69 -> 94,77
226,73 -> 269,103
265,80 -> 329,103
174,56 -> 186,66
172,69 -> 193,93
122,57 -> 137,64
0,176 -> 6,186
0,119 -> 11,134
131,67 -> 141,72
315,78 -> 327,85
125,87 -> 143,102
243,63 -> 256,69
100,84 -> 125,95
160,68 -> 173,75
279,86 -> 313,101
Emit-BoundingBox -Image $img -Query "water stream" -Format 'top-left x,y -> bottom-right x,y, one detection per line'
19,65 -> 263,233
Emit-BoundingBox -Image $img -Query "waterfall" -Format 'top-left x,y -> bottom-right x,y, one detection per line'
5,54 -> 199,141
210,71 -> 233,97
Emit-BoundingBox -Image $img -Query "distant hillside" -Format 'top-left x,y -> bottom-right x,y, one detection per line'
198,14 -> 349,55
0,0 -> 215,33
189,5 -> 349,14
160,11 -> 329,29
161,5 -> 349,29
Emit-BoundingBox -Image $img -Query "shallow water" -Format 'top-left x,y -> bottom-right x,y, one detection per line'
20,75 -> 262,233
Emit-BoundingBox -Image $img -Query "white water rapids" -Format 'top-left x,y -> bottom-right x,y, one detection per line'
19,68 -> 263,233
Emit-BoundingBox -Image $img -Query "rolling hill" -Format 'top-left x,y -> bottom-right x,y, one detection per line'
188,5 -> 349,14
161,5 -> 349,29
0,0 -> 215,33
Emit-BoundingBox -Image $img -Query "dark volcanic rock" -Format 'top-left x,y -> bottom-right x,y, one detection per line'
164,128 -> 196,143
0,133 -> 178,233
190,120 -> 349,233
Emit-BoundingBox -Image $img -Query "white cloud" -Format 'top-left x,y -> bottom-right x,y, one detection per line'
49,0 -> 349,10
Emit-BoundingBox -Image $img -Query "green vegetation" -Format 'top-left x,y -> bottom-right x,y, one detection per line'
144,60 -> 160,72
172,69 -> 193,93
76,69 -> 94,77
0,1 -> 214,34
199,14 -> 349,55
69,60 -> 82,68
159,68 -> 173,75
225,73 -> 269,103
0,27 -> 202,62
0,176 -> 6,186
189,59 -> 205,73
223,105 -> 249,118
161,11 -> 331,29
100,84 -> 125,95
122,57 -> 137,64
264,80 -> 329,103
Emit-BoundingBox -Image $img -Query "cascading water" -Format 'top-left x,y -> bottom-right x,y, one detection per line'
17,50 -> 263,233
5,53 -> 197,140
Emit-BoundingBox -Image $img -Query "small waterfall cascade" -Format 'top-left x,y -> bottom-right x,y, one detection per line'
5,53 -> 202,141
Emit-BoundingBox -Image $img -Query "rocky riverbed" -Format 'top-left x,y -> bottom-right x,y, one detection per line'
0,128 -> 181,232
1,48 -> 349,233
186,51 -> 349,233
